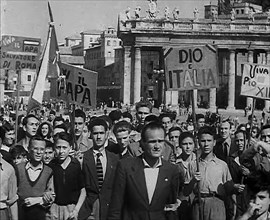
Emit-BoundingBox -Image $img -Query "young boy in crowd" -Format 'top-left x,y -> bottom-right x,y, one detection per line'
10,145 -> 28,165
49,132 -> 86,220
237,172 -> 270,220
16,135 -> 54,220
43,140 -> 55,165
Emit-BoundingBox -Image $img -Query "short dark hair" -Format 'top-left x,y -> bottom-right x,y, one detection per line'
113,120 -> 132,135
1,122 -> 14,139
261,125 -> 270,134
159,113 -> 172,122
109,110 -> 122,123
29,135 -> 45,150
122,111 -> 133,122
234,129 -> 247,140
45,140 -> 54,150
135,100 -> 152,112
198,126 -> 216,139
141,122 -> 165,142
23,114 -> 39,126
49,110 -> 56,115
98,115 -> 112,129
53,132 -> 72,146
53,116 -> 65,127
54,123 -> 68,133
10,145 -> 28,159
196,114 -> 205,121
179,131 -> 195,145
168,127 -> 182,135
244,171 -> 270,195
88,118 -> 108,132
75,109 -> 86,121
145,115 -> 159,124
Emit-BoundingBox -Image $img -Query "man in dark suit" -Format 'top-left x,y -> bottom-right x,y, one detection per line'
78,118 -> 119,220
214,119 -> 237,162
108,122 -> 180,220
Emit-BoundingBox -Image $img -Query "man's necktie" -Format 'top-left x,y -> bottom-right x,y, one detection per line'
96,152 -> 103,190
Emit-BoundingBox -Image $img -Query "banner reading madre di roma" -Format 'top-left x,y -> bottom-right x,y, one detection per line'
165,45 -> 218,91
240,63 -> 270,100
51,62 -> 98,108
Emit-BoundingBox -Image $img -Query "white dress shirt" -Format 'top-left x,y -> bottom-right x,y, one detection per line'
142,158 -> 162,204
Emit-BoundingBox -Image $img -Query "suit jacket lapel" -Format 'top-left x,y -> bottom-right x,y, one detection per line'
130,159 -> 149,205
86,150 -> 99,191
103,150 -> 113,185
150,163 -> 168,206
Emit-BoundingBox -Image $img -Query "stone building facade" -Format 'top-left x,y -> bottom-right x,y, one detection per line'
117,2 -> 270,110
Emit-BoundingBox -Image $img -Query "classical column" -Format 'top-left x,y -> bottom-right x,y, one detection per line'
123,46 -> 132,105
0,69 -> 6,107
265,50 -> 270,111
246,50 -> 254,109
227,49 -> 236,110
209,88 -> 216,111
133,46 -> 141,104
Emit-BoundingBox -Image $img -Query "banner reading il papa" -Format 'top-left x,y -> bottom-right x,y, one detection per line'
165,45 -> 218,91
241,63 -> 270,100
51,63 -> 98,108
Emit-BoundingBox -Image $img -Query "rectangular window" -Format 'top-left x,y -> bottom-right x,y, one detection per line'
27,75 -> 31,81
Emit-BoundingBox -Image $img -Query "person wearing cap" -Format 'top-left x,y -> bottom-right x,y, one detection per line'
78,118 -> 119,220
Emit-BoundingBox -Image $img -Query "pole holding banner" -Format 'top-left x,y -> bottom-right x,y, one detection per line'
190,90 -> 203,220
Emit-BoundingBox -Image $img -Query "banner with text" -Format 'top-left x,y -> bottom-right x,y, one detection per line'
1,35 -> 41,71
165,45 -> 218,91
240,63 -> 270,100
51,63 -> 98,108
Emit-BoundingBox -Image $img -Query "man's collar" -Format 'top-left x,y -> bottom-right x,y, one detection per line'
93,148 -> 106,156
25,161 -> 43,170
1,144 -> 9,152
121,147 -> 128,156
142,157 -> 162,168
200,154 -> 218,163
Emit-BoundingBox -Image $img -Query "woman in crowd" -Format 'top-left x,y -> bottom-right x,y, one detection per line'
37,121 -> 53,142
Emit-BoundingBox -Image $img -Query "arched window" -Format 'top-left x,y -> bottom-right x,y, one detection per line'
107,40 -> 111,46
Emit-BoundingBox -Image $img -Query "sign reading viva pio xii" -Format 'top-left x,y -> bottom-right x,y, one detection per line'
51,63 -> 98,108
165,45 -> 218,91
241,64 -> 270,100
1,35 -> 41,71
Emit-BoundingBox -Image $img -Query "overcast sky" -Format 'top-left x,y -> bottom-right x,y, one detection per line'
1,0 -> 217,44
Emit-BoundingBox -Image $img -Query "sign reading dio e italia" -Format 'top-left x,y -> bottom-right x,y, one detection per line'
241,63 -> 270,100
51,63 -> 98,108
165,46 -> 218,91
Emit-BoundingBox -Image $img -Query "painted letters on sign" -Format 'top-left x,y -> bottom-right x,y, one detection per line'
51,62 -> 98,108
240,63 -> 270,100
165,46 -> 218,91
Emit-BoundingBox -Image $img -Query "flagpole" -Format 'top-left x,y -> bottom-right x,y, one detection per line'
15,69 -> 21,141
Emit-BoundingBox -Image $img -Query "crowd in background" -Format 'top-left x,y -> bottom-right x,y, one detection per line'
1,99 -> 270,220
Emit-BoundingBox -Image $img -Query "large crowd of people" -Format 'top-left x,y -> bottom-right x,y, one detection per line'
1,99 -> 270,220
